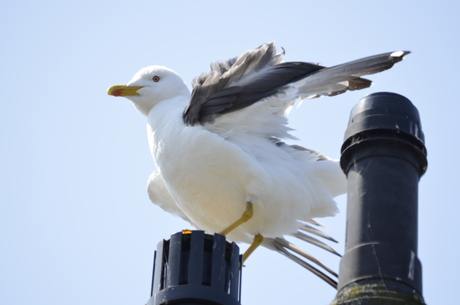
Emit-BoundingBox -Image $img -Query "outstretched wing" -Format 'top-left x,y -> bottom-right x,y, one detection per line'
182,42 -> 409,138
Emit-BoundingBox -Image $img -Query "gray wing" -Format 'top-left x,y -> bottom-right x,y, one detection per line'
182,42 -> 409,125
183,43 -> 322,125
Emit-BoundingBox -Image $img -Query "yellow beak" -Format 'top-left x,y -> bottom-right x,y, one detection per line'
107,85 -> 144,97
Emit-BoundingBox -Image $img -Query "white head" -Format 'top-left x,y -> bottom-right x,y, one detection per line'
107,66 -> 190,116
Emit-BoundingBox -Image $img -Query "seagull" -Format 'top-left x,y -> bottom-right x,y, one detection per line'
107,42 -> 409,288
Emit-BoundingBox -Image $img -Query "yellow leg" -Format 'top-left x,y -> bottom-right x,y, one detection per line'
219,201 -> 254,236
242,234 -> 264,262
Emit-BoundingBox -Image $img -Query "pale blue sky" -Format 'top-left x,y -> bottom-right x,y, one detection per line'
1,1 -> 459,304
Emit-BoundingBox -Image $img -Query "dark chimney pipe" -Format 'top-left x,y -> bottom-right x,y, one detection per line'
333,92 -> 427,304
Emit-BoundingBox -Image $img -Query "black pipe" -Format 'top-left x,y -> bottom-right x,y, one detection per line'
146,231 -> 242,305
334,92 -> 427,304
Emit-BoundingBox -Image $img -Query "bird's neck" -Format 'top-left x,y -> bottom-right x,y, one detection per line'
146,95 -> 190,158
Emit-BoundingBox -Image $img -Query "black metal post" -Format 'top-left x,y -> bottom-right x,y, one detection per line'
333,92 -> 427,304
146,231 -> 242,305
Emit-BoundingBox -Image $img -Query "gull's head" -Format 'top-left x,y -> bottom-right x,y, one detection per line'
107,66 -> 190,116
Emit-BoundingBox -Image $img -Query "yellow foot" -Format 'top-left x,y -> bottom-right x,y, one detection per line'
182,229 -> 193,234
242,234 -> 264,263
219,201 -> 253,236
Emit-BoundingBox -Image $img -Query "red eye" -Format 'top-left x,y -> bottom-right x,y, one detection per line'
152,76 -> 160,82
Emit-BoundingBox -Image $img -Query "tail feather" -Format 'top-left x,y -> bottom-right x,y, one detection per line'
299,223 -> 338,243
262,218 -> 343,289
267,237 -> 338,289
292,231 -> 341,257
304,218 -> 329,228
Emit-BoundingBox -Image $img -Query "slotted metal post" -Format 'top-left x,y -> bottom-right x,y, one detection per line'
147,231 -> 242,305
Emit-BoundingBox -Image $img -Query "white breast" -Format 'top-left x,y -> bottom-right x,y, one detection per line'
146,96 -> 342,243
